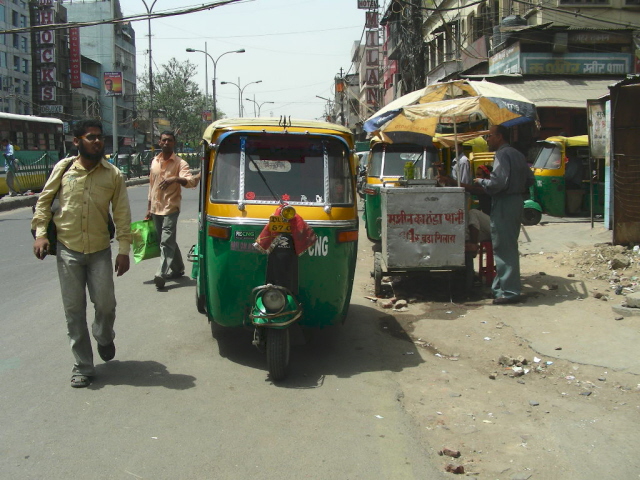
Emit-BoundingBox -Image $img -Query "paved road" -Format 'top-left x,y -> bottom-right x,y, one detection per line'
0,185 -> 445,480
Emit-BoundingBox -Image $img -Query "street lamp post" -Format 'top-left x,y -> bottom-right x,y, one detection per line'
316,95 -> 335,122
186,47 -> 245,121
142,0 -> 158,147
220,79 -> 262,117
245,96 -> 274,117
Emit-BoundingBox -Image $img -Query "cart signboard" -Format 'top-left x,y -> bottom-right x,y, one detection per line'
381,186 -> 466,269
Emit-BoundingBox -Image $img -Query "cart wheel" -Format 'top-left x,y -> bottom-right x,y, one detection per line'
522,208 -> 542,226
374,252 -> 383,297
267,328 -> 290,381
195,288 -> 206,315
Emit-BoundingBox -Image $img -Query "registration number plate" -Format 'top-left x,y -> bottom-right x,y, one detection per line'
269,215 -> 291,233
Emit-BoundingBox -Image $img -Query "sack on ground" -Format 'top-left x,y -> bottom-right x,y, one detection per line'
131,219 -> 160,264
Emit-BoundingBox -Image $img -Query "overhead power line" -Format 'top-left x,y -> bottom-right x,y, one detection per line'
0,0 -> 251,35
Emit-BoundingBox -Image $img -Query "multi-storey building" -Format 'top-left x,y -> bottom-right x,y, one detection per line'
66,0 -> 137,154
0,0 -> 33,114
377,0 -> 640,140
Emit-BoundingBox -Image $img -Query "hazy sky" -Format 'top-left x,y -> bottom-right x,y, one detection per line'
117,0 -> 367,120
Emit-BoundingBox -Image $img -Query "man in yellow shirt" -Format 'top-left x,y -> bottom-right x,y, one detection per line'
32,119 -> 132,388
146,131 -> 199,289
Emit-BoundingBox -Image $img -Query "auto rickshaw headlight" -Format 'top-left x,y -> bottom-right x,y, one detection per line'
262,288 -> 286,313
281,205 -> 296,220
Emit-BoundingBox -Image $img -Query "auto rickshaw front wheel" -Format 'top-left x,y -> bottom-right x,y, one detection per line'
522,208 -> 542,226
266,328 -> 290,381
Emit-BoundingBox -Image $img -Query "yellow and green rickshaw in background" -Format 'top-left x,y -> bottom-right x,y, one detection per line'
190,118 -> 359,381
362,134 -> 438,242
527,135 -> 601,225
362,133 -> 488,242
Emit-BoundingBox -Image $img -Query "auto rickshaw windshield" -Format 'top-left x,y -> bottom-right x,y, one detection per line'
210,133 -> 353,205
532,143 -> 562,170
369,143 -> 427,177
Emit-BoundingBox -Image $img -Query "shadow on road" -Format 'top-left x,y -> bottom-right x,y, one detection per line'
90,360 -> 196,390
209,303 -> 425,388
141,276 -> 196,291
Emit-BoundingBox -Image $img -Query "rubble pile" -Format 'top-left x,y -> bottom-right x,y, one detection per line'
567,244 -> 640,283
489,354 -> 554,379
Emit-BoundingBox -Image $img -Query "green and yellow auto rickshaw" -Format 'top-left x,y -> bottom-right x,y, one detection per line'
362,135 -> 437,242
362,132 -> 489,242
527,135 -> 600,224
190,118 -> 359,381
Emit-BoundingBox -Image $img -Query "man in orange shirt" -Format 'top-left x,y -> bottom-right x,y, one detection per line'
146,131 -> 199,289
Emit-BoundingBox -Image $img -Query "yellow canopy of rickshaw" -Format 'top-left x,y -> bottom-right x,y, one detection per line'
202,118 -> 354,145
432,131 -> 489,150
542,135 -> 589,147
369,131 -> 489,152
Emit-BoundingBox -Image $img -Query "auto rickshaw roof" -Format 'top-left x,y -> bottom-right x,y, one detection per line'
202,118 -> 354,144
540,135 -> 589,147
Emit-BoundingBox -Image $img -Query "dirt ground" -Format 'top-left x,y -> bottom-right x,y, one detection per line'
356,221 -> 640,479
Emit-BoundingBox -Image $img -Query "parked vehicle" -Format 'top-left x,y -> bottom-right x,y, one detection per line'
362,137 -> 436,242
0,113 -> 64,196
525,135 -> 599,225
190,118 -> 359,380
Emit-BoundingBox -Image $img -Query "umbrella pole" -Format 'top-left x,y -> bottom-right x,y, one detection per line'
452,115 -> 461,187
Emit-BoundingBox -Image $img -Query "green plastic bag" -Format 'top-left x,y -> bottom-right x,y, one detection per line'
131,219 -> 160,264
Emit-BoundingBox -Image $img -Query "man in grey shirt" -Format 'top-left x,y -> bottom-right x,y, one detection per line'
474,125 -> 534,304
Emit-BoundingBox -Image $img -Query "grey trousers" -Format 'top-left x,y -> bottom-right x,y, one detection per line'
490,194 -> 524,299
57,244 -> 116,377
152,211 -> 184,278
6,159 -> 18,194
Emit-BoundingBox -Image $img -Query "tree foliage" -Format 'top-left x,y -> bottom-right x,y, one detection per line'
137,58 -> 221,149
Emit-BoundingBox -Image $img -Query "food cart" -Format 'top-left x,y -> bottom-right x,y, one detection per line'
373,181 -> 471,295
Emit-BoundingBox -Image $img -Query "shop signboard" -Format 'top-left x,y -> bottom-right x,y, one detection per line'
489,43 -> 520,74
521,53 -> 632,75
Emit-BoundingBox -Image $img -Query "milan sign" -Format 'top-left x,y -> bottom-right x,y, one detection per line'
363,10 -> 380,108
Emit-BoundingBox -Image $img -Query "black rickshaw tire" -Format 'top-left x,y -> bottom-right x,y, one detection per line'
266,328 -> 290,381
522,208 -> 542,226
196,288 -> 206,315
374,252 -> 383,297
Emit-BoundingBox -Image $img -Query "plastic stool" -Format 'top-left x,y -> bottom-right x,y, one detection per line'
478,241 -> 496,286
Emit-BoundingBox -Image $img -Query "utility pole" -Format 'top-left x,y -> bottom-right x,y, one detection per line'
142,0 -> 158,148
340,67 -> 345,126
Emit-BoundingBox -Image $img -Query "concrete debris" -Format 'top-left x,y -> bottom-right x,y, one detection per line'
393,299 -> 408,310
444,464 -> 465,474
624,292 -> 640,308
380,299 -> 394,309
438,448 -> 461,458
499,355 -> 516,366
610,254 -> 631,270
529,400 -> 540,406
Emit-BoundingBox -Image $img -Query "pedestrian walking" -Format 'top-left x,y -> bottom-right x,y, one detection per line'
474,125 -> 534,304
31,119 -> 132,388
146,131 -> 200,290
3,138 -> 19,196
